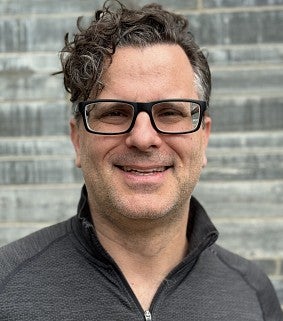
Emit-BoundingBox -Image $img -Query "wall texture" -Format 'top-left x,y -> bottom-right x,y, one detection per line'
0,0 -> 282,307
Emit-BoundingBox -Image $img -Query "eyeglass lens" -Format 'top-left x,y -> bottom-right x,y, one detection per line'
84,100 -> 201,134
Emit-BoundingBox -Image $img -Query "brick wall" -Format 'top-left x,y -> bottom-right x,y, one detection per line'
0,0 -> 282,306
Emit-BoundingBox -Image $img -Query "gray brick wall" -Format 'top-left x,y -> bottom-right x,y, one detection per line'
0,0 -> 282,306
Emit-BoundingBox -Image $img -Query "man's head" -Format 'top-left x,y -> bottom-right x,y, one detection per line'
58,1 -> 211,108
60,1 -> 212,229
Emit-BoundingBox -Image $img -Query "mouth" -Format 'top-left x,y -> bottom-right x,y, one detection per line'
116,165 -> 172,175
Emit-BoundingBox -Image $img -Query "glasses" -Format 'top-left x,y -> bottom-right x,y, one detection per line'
77,99 -> 207,135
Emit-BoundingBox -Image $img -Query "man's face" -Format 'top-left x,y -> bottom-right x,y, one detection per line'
71,44 -> 211,225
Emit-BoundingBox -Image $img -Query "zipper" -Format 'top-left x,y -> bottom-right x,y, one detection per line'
144,310 -> 152,321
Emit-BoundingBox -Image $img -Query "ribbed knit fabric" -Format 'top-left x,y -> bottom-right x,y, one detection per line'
0,186 -> 282,320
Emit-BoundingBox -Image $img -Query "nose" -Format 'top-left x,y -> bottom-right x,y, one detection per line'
125,112 -> 163,151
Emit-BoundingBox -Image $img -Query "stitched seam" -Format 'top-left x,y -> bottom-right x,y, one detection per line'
208,247 -> 265,321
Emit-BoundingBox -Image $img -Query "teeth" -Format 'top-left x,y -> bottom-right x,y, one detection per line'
122,167 -> 166,173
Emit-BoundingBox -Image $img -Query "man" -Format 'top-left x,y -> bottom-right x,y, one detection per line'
0,2 -> 282,320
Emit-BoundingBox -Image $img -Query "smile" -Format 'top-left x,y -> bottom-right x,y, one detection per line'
116,166 -> 171,174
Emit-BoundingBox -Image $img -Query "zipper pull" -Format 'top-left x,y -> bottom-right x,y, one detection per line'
144,310 -> 152,321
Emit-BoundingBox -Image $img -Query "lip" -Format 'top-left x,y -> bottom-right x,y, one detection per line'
116,165 -> 171,174
115,164 -> 173,187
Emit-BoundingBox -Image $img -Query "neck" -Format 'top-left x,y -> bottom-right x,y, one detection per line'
96,214 -> 189,259
93,211 -> 189,311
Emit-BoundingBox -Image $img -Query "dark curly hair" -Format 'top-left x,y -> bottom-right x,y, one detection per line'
57,0 -> 211,111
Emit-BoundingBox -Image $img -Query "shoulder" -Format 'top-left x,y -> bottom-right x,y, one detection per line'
0,219 -> 72,284
208,244 -> 271,292
208,244 -> 263,281
207,244 -> 283,319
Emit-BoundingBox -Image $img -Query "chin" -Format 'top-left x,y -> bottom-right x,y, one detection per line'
118,197 -> 183,222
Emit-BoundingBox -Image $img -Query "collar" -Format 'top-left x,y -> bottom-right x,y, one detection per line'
73,185 -> 218,265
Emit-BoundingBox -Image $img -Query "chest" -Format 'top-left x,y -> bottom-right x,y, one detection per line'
0,256 -> 264,321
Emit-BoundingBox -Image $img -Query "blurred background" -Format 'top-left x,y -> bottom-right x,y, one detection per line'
0,0 -> 282,307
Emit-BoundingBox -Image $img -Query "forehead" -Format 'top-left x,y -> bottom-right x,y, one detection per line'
98,44 -> 197,101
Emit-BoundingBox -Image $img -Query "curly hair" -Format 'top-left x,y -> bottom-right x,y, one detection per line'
57,0 -> 211,110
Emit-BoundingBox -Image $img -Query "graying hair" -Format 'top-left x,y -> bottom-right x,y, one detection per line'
57,1 -> 211,115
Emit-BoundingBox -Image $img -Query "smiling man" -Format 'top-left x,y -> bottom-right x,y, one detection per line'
70,43 -> 211,310
0,2 -> 282,320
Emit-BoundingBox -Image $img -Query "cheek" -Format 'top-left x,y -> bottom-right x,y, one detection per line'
79,136 -> 120,171
78,138 -> 99,170
170,136 -> 206,169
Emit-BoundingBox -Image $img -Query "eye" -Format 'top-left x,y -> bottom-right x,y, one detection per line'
158,107 -> 184,117
86,102 -> 134,125
153,103 -> 190,121
99,108 -> 129,119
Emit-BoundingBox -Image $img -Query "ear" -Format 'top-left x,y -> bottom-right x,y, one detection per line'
70,118 -> 82,168
202,116 -> 211,168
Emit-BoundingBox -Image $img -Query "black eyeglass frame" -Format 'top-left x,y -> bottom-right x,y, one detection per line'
77,99 -> 208,135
